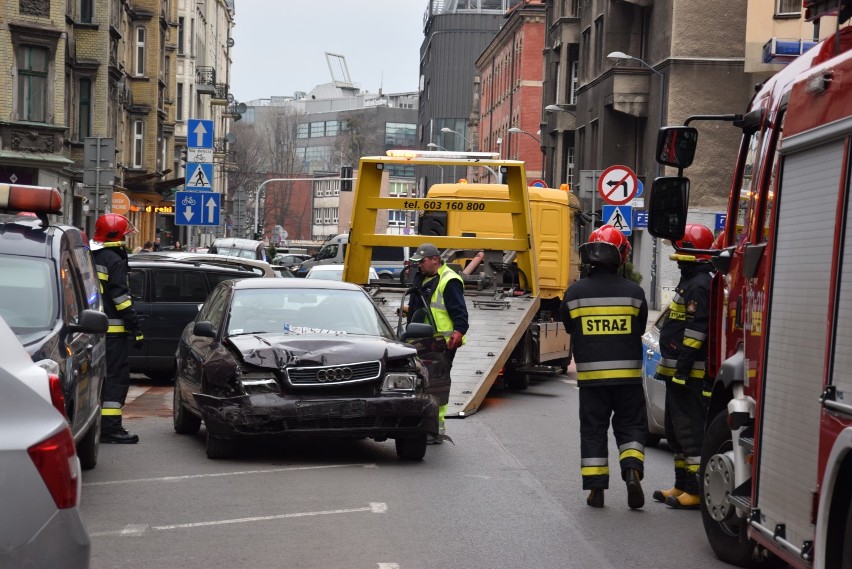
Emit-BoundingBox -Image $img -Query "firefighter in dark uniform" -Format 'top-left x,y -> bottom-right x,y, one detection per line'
653,223 -> 715,509
91,214 -> 144,444
559,225 -> 649,509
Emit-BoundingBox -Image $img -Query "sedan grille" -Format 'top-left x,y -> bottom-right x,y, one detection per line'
287,361 -> 382,386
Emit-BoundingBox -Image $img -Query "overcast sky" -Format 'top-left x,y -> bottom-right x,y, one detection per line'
230,1 -> 427,103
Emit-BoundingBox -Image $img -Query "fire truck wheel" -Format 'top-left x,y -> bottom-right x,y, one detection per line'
701,410 -> 781,568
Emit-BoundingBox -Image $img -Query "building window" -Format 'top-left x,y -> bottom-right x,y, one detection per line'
314,209 -> 322,224
78,78 -> 92,139
388,211 -> 407,227
190,19 -> 196,57
310,122 -> 324,137
17,45 -> 49,123
132,120 -> 144,168
566,145 -> 575,187
385,123 -> 417,147
176,82 -> 183,121
297,123 -> 309,138
569,61 -> 579,105
775,0 -> 801,15
594,17 -> 604,77
134,27 -> 146,76
177,17 -> 185,54
325,120 -> 339,136
80,0 -> 94,23
331,208 -> 339,224
580,28 -> 590,83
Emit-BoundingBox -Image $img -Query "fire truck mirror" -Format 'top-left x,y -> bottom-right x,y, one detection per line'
648,176 -> 689,241
656,127 -> 698,169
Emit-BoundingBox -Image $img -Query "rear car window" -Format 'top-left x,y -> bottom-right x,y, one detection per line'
154,270 -> 208,302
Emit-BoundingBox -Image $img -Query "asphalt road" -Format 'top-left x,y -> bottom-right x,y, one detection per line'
80,373 -> 733,569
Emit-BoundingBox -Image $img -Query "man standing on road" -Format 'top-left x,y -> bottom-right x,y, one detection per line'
91,214 -> 144,444
653,224 -> 715,509
560,225 -> 648,509
406,243 -> 469,445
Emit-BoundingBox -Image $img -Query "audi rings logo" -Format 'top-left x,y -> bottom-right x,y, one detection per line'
316,367 -> 353,382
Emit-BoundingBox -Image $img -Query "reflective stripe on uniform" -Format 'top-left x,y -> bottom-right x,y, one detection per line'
102,401 -> 122,416
115,298 -> 133,311
568,305 -> 640,318
581,457 -> 609,476
618,442 -> 645,462
656,364 -> 706,380
576,360 -> 642,382
683,337 -> 703,349
566,296 -> 645,310
107,318 -> 126,334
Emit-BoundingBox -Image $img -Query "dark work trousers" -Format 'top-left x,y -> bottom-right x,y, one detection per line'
578,384 -> 647,490
664,382 -> 707,494
102,335 -> 131,434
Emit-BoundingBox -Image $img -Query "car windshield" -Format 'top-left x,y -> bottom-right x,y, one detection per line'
226,288 -> 394,338
0,256 -> 57,341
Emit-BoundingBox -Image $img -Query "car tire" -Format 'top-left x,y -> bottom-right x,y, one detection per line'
395,434 -> 427,460
77,411 -> 100,471
504,366 -> 529,390
701,410 -> 780,567
173,381 -> 201,435
206,433 -> 237,459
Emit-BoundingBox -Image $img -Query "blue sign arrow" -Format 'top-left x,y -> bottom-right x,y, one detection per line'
187,119 -> 214,149
185,162 -> 214,191
715,213 -> 727,232
175,191 -> 220,226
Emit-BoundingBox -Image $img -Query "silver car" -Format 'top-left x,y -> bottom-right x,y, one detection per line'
0,319 -> 90,568
641,310 -> 667,447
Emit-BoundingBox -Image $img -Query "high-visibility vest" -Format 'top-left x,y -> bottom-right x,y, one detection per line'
428,264 -> 467,346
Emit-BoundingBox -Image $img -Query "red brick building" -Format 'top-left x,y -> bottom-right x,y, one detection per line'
475,1 -> 546,182
262,177 -> 313,242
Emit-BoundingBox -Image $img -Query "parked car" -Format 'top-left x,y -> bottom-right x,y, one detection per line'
173,278 -> 449,460
127,259 -> 262,381
0,187 -> 108,471
272,253 -> 311,271
641,310 -> 667,446
207,237 -> 268,261
294,234 -> 409,279
305,264 -> 379,281
0,328 -> 90,568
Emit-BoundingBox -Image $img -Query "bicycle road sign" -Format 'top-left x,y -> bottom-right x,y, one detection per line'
175,191 -> 220,226
597,165 -> 638,205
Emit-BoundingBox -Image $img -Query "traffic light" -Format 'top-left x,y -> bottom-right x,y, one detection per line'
340,165 -> 353,192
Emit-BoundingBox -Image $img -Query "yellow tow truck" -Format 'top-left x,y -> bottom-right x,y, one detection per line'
343,150 -> 579,416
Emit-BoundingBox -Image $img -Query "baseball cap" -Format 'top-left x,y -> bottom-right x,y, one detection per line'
410,243 -> 441,261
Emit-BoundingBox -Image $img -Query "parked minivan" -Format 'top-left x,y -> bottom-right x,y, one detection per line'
208,238 -> 268,262
293,234 -> 409,279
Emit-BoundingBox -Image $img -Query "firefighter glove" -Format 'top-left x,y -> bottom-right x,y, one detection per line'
447,331 -> 463,350
133,333 -> 144,349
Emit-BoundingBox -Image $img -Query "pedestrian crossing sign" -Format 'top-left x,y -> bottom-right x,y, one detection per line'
185,162 -> 213,191
602,205 -> 632,235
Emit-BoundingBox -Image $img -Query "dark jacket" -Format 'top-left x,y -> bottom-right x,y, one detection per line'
408,265 -> 469,335
92,242 -> 141,336
655,262 -> 713,384
560,265 -> 648,387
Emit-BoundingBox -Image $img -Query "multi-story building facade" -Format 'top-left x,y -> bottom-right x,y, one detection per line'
475,0 -> 546,182
2,0 -> 233,249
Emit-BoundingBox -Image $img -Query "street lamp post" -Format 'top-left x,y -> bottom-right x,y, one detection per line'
507,127 -> 545,176
426,143 -> 446,183
607,50 -> 665,309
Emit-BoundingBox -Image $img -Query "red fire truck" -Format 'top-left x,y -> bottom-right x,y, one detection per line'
647,2 -> 852,567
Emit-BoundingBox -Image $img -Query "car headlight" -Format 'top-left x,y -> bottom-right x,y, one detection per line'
382,372 -> 419,393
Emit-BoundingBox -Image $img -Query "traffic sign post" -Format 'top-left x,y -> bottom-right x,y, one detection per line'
187,119 -> 214,149
602,205 -> 633,235
175,191 -> 220,226
597,165 -> 639,205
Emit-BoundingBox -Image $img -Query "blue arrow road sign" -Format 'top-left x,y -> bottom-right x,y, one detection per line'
715,213 -> 727,231
187,119 -> 214,149
185,162 -> 213,191
175,191 -> 220,226
602,204 -> 633,235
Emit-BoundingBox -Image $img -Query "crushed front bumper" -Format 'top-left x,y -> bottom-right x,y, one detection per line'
192,391 -> 439,439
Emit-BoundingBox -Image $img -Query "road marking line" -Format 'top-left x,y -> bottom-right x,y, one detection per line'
378,564 -> 400,568
84,463 -> 375,487
90,503 -> 387,537
124,385 -> 148,405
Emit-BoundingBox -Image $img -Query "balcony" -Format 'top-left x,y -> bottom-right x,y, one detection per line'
196,66 -> 218,95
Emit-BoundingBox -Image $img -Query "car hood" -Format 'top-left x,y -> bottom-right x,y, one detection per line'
225,333 -> 416,369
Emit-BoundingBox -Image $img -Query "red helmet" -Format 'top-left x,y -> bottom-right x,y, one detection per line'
581,224 -> 630,266
93,213 -> 136,243
672,223 -> 714,261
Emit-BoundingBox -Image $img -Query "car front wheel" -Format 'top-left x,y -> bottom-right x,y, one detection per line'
395,434 -> 427,460
173,381 -> 201,435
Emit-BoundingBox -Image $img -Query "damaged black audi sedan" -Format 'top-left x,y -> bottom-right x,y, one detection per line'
173,278 -> 449,460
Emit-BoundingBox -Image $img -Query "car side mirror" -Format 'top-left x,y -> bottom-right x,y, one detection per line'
648,177 -> 689,240
399,322 -> 434,342
655,126 -> 698,169
193,321 -> 217,338
69,309 -> 109,334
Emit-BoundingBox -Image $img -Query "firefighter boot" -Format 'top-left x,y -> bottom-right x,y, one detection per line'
625,469 -> 644,510
665,492 -> 700,510
586,489 -> 605,508
653,487 -> 684,503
